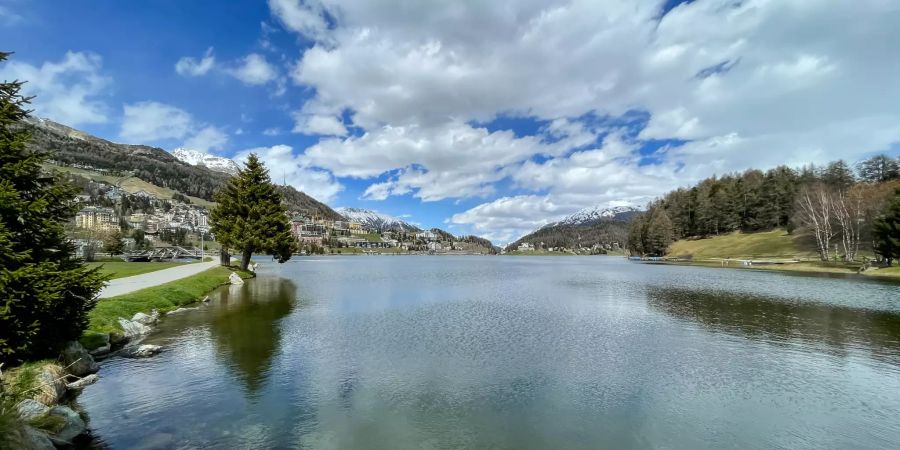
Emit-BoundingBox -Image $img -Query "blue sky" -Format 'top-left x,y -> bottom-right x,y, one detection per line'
2,0 -> 899,243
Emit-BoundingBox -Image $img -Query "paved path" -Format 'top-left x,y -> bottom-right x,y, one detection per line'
98,260 -> 220,298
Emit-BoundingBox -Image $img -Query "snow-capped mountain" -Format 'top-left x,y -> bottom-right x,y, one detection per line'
171,148 -> 240,176
547,205 -> 642,228
336,207 -> 421,232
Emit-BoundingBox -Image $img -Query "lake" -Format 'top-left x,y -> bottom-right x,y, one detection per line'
78,256 -> 900,449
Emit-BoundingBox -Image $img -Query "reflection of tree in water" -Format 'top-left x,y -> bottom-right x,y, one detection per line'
209,278 -> 297,395
647,287 -> 900,364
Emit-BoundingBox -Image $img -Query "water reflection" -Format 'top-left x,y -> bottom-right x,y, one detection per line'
647,286 -> 900,363
209,278 -> 297,395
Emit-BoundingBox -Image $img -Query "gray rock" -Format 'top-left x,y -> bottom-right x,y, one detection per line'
131,309 -> 159,325
33,365 -> 66,406
89,343 -> 111,357
16,399 -> 49,421
66,374 -> 99,391
22,426 -> 55,450
48,405 -> 86,443
118,317 -> 152,338
123,344 -> 162,358
59,341 -> 99,377
229,272 -> 244,285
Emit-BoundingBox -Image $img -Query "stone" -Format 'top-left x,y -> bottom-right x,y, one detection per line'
90,343 -> 111,357
123,344 -> 162,358
16,399 -> 49,421
59,341 -> 99,377
32,365 -> 67,406
118,317 -> 152,338
131,309 -> 159,325
22,426 -> 55,450
229,272 -> 244,285
66,374 -> 99,391
47,405 -> 86,443
202,295 -> 211,303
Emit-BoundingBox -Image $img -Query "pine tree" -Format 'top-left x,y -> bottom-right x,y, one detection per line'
645,208 -> 674,256
104,229 -> 125,256
856,155 -> 900,183
872,190 -> 900,266
210,153 -> 295,270
0,53 -> 106,363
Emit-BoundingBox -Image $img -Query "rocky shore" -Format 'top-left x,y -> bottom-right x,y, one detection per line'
2,271 -> 247,448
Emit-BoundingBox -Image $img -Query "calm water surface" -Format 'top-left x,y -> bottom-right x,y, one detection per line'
78,256 -> 900,449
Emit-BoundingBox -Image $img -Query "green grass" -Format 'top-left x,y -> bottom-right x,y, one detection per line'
86,261 -> 187,279
361,233 -> 383,242
667,229 -> 819,260
1,360 -> 59,404
87,266 -> 253,334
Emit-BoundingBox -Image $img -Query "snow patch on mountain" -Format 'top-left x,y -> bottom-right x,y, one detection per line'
546,204 -> 642,228
171,148 -> 240,175
336,207 -> 421,232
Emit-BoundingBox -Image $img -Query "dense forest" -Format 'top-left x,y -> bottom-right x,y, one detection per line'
628,155 -> 900,262
23,118 -> 343,219
507,220 -> 630,252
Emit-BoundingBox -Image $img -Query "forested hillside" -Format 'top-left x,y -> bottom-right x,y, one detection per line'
628,155 -> 900,261
23,117 -> 342,219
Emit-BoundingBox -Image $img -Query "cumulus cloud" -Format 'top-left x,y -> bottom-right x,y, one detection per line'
271,0 -> 900,239
228,53 -> 278,85
0,51 -> 110,126
175,47 -> 216,76
119,101 -> 228,152
235,144 -> 343,202
292,112 -> 347,136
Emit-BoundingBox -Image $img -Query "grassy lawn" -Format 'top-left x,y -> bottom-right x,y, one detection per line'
86,266 -> 253,335
86,261 -> 187,279
667,229 -> 820,260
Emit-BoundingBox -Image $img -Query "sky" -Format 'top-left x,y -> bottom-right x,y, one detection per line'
1,0 -> 899,244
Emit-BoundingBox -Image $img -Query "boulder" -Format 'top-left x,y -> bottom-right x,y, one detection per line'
123,344 -> 162,358
118,317 -> 152,338
22,426 -> 55,450
229,272 -> 244,285
59,341 -> 99,377
66,374 -> 99,391
90,343 -> 111,358
16,399 -> 49,421
32,365 -> 67,406
47,405 -> 86,443
132,309 -> 160,325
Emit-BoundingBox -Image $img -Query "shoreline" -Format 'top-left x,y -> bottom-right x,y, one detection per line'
639,258 -> 900,282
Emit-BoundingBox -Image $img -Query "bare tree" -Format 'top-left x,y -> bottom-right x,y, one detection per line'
795,184 -> 837,261
831,188 -> 863,261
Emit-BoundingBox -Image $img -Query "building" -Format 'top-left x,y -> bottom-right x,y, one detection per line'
349,221 -> 366,235
75,206 -> 120,232
518,242 -> 534,252
417,230 -> 438,241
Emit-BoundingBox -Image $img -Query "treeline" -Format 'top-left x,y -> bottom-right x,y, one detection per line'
507,221 -> 630,251
628,155 -> 900,261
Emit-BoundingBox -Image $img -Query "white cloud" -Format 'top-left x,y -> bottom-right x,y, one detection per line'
262,127 -> 281,136
120,101 -> 193,142
228,53 -> 278,85
235,144 -> 343,202
120,101 -> 229,152
273,0 -> 900,238
175,47 -> 216,76
0,51 -> 110,125
183,125 -> 228,152
292,112 -> 347,136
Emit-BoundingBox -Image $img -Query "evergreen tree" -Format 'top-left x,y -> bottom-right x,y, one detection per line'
821,160 -> 855,191
104,229 -> 125,256
0,53 -> 106,363
856,155 -> 900,183
645,208 -> 674,256
872,190 -> 900,266
210,153 -> 295,270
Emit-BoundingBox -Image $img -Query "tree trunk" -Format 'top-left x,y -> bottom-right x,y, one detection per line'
241,249 -> 252,271
219,248 -> 230,266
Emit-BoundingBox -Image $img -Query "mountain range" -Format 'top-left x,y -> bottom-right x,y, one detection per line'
23,117 -> 342,220
336,207 -> 422,232
506,205 -> 641,251
171,148 -> 240,176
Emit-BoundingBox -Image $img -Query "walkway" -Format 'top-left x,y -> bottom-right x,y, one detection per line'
98,260 -> 220,298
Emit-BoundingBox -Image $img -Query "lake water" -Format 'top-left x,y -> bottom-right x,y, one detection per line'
78,256 -> 900,449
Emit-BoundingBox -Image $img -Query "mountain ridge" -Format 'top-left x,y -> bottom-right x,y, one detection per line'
336,207 -> 422,232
